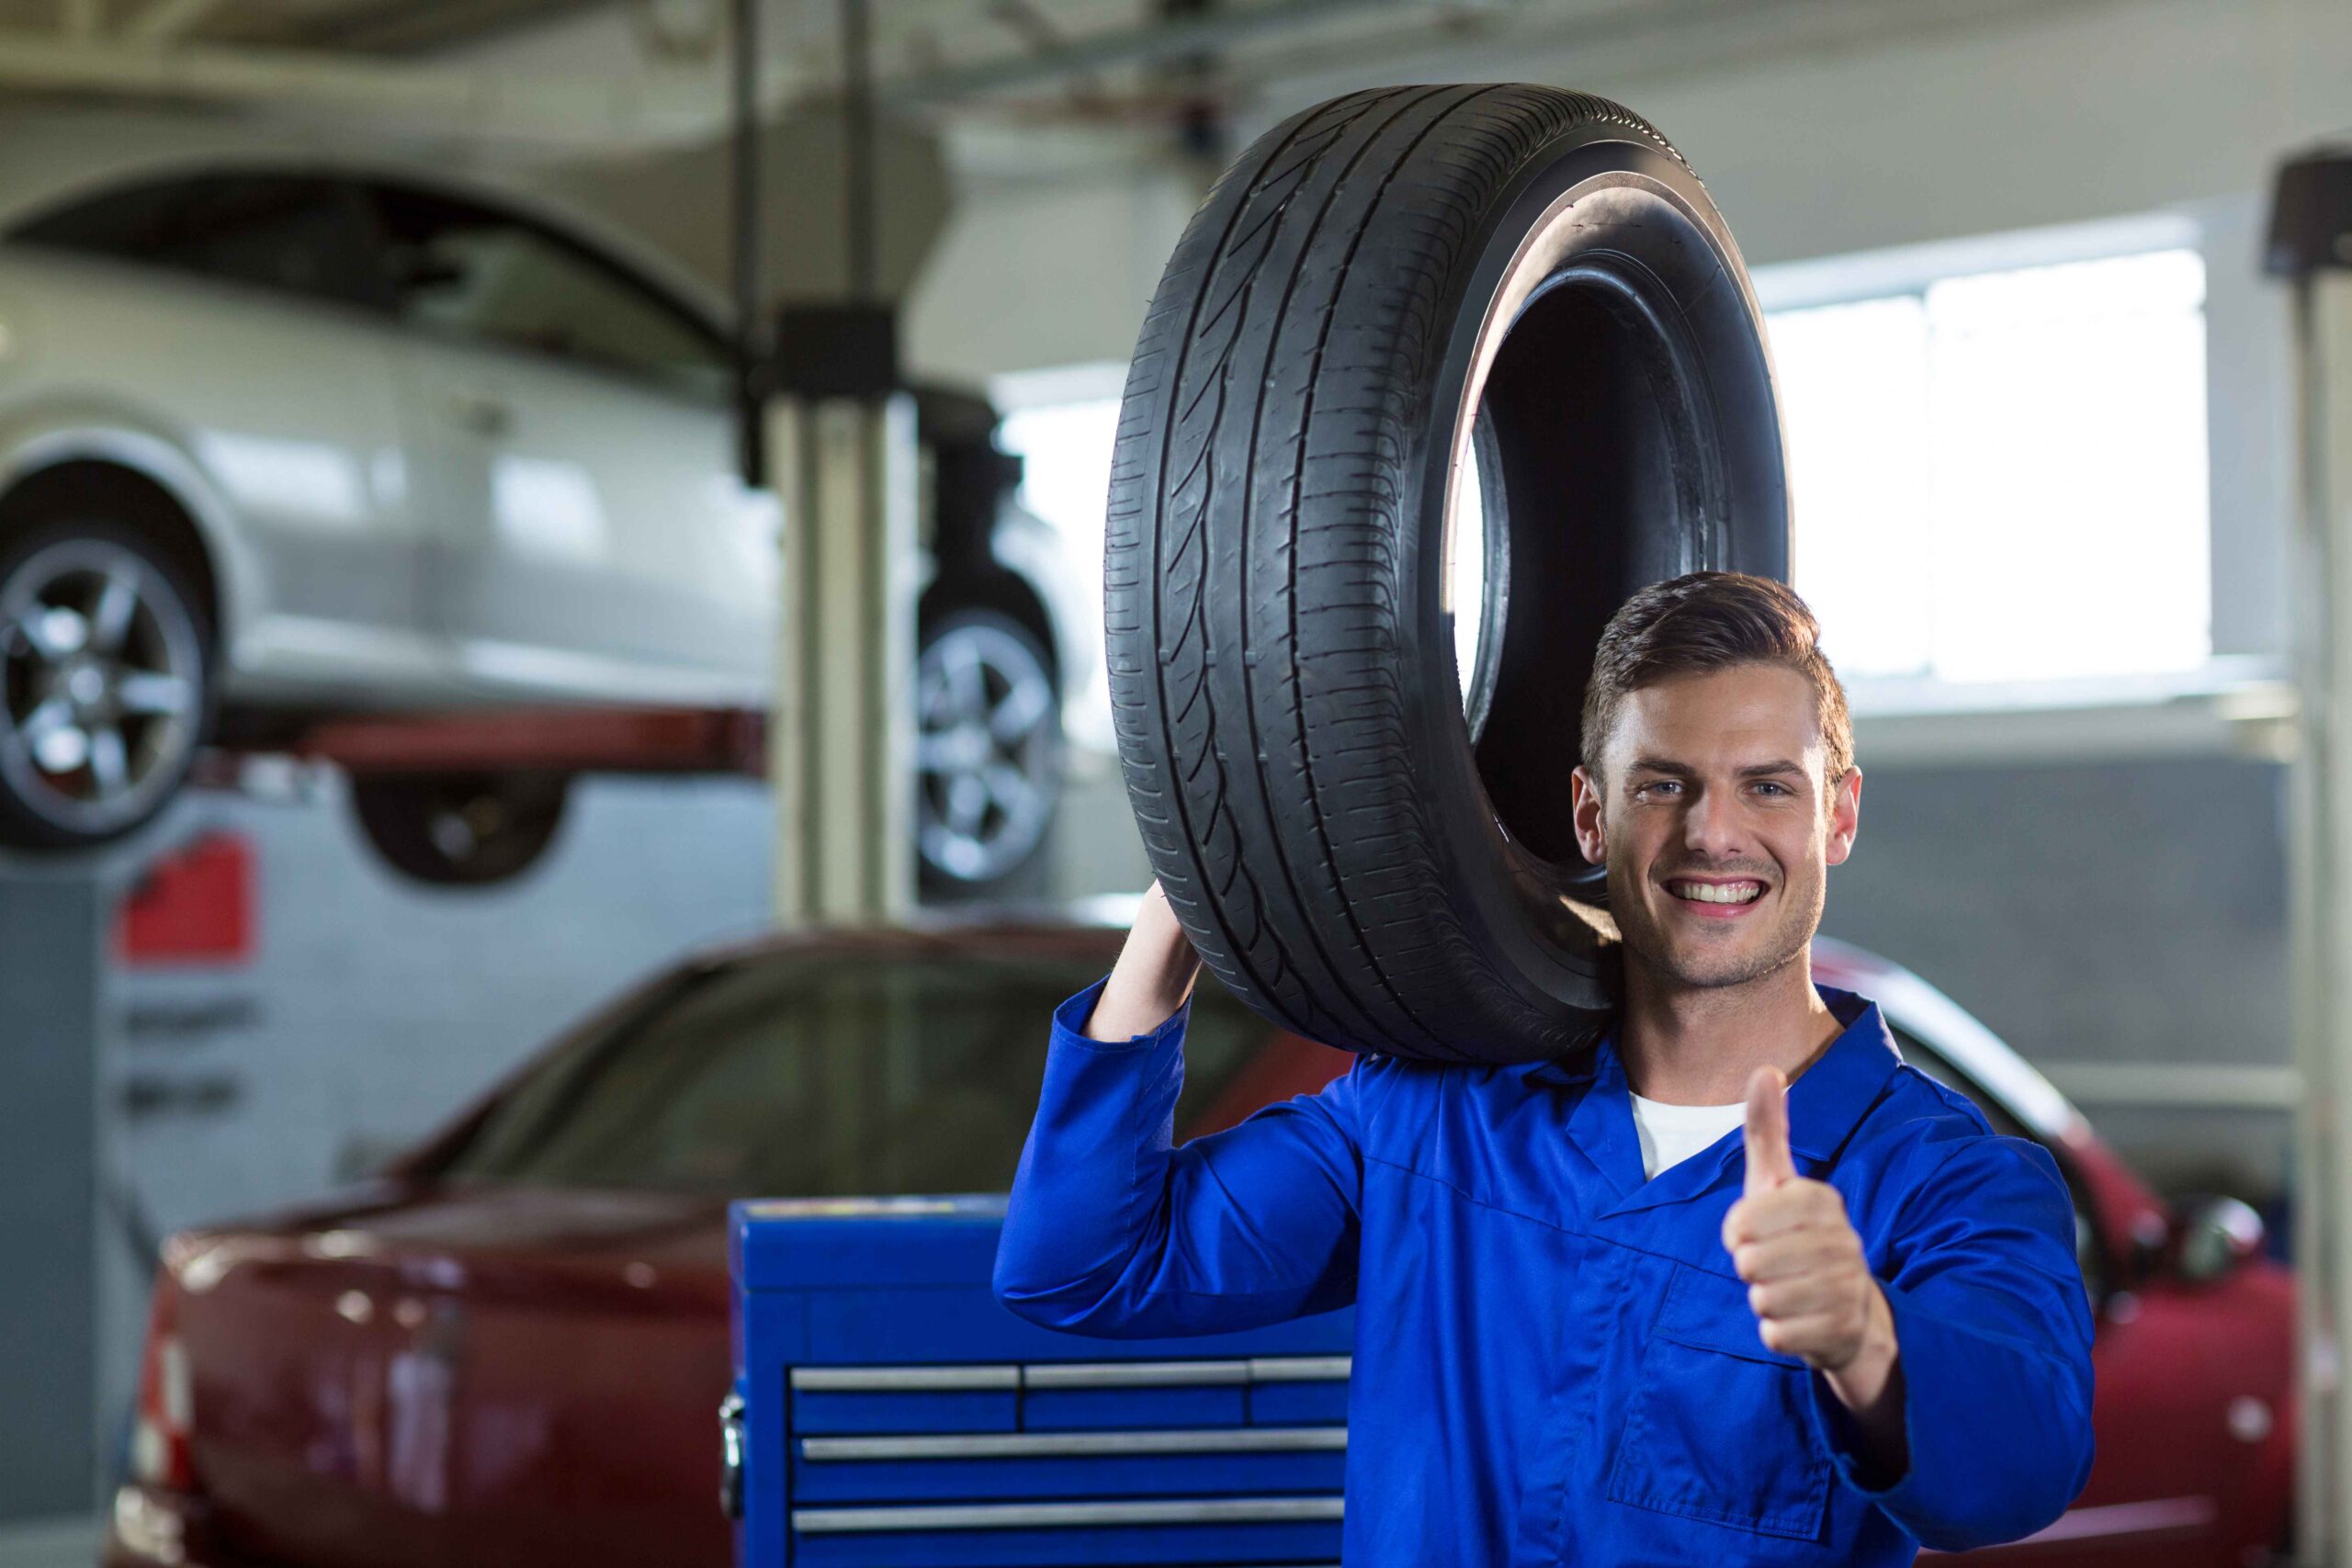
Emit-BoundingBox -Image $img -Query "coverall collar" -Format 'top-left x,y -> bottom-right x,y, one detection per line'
1535,982 -> 1903,1216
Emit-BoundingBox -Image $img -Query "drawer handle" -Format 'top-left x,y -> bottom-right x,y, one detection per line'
801,1426 -> 1349,1461
792,1495 -> 1345,1532
790,1365 -> 1018,1392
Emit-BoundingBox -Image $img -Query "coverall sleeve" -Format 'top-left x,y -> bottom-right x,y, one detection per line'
992,976 -> 1363,1337
1805,1128 -> 2098,1551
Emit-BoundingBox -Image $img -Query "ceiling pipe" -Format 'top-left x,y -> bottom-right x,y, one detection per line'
885,0 -> 1411,106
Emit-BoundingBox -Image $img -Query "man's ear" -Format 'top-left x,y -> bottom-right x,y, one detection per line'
1824,764 -> 1862,867
1570,764 -> 1607,866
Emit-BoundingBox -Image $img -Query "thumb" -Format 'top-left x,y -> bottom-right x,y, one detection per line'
1743,1066 -> 1795,1194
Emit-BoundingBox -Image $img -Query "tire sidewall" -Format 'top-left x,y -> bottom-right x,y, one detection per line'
0,514 -> 216,849
1396,129 -> 1791,1028
349,771 -> 570,888
914,606 -> 1064,897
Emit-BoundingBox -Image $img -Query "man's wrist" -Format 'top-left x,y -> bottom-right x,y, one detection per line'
1821,1282 -> 1906,1483
1083,963 -> 1201,1043
1824,1281 -> 1901,1407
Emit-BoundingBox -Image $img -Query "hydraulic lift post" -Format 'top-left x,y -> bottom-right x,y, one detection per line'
2273,147 -> 2352,1567
756,0 -> 917,927
0,855 -> 119,1521
763,337 -> 917,926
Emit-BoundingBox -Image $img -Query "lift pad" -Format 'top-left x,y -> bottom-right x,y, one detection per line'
282,705 -> 768,777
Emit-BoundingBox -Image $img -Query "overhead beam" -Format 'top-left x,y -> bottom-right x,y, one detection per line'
887,0 -> 1409,104
121,0 -> 224,46
0,28 -> 757,142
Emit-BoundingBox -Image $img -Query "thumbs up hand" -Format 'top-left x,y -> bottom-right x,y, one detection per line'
1722,1067 -> 1894,1383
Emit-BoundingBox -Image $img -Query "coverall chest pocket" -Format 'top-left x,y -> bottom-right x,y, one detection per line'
1605,1263 -> 1833,1542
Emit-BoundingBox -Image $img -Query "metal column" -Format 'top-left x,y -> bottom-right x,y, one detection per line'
753,0 -> 916,927
0,862 -> 111,1522
766,376 -> 918,925
2275,149 -> 2352,1566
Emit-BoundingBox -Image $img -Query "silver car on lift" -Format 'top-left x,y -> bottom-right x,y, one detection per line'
0,122 -> 1078,892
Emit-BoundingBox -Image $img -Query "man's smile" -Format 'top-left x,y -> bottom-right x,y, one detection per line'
1663,875 -> 1770,919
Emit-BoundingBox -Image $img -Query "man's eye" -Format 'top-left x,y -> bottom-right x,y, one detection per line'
1755,782 -> 1789,796
1636,780 -> 1679,798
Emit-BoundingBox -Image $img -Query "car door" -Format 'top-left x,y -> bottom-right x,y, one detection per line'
6,173 -> 426,684
361,178 -> 775,704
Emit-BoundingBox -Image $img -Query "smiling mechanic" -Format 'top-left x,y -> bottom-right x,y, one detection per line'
995,571 -> 2095,1564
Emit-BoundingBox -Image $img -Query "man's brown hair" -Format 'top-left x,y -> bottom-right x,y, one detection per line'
1579,570 -> 1854,797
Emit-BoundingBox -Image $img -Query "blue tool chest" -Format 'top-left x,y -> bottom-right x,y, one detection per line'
729,1194 -> 1354,1567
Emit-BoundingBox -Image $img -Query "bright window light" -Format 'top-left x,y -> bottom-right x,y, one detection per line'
1004,245 -> 2213,731
1769,247 -> 2211,685
999,396 -> 1122,747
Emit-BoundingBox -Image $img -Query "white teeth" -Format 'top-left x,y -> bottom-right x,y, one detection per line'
1674,881 -> 1762,904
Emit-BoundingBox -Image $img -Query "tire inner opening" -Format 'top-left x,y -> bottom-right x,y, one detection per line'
1466,267 -> 1708,868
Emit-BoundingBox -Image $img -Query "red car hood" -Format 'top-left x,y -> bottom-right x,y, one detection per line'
170,1183 -> 735,1568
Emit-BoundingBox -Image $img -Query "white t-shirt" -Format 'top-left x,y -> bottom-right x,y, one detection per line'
1627,1092 -> 1746,1180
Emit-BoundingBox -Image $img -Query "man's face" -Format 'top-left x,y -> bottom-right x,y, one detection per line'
1570,663 -> 1861,992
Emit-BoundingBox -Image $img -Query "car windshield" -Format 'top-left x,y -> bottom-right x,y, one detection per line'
434,943 -> 1269,1198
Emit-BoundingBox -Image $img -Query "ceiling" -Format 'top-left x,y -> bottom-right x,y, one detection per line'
0,0 -> 2117,151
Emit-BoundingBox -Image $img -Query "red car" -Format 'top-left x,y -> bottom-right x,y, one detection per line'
105,919 -> 2292,1567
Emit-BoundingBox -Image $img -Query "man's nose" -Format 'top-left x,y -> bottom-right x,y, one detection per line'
1682,784 -> 1747,857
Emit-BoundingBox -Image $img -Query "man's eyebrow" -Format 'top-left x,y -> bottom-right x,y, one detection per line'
1623,756 -> 1807,778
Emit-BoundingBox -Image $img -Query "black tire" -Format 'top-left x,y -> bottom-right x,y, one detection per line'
915,606 -> 1062,899
1107,85 -> 1788,1064
0,515 -> 215,850
349,771 -> 571,887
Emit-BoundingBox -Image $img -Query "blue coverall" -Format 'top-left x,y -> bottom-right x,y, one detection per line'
994,978 -> 2096,1565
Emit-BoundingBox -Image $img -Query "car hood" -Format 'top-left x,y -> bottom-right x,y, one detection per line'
172,1180 -> 733,1307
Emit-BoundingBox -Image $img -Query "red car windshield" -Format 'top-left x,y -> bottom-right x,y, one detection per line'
433,948 -> 1268,1198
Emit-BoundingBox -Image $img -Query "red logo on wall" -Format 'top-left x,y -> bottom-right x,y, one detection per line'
115,830 -> 255,966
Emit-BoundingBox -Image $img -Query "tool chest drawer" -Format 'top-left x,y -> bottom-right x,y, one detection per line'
732,1196 -> 1352,1567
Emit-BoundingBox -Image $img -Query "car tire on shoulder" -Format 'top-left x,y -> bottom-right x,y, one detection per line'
0,515 -> 214,851
1106,84 -> 1790,1064
349,770 -> 571,887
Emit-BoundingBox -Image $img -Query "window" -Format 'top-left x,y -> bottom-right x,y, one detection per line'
999,393 -> 1124,750
436,948 -> 1266,1198
999,239 -> 2215,727
366,182 -> 729,400
1767,248 -> 2211,684
11,173 -> 389,311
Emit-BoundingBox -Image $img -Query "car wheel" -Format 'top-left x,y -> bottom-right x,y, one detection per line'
349,771 -> 571,887
1106,85 -> 1789,1063
916,608 -> 1061,896
0,518 -> 213,850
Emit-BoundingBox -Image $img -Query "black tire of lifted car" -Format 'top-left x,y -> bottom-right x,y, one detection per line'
1105,84 -> 1790,1064
349,770 -> 571,888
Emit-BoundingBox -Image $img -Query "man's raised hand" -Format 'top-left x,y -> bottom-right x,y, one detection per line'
1083,882 -> 1204,1043
1743,1064 -> 1798,1196
1723,1066 -> 1887,1376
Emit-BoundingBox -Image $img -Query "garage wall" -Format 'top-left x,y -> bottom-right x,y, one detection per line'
902,161 -> 1204,388
1817,754 -> 2293,1203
